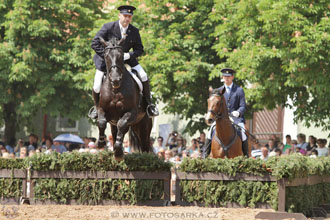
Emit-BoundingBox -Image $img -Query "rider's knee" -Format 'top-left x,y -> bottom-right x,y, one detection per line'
132,64 -> 148,81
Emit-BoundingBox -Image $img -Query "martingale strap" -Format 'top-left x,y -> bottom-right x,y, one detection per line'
214,126 -> 237,157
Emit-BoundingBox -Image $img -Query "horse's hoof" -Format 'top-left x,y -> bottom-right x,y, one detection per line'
114,145 -> 124,158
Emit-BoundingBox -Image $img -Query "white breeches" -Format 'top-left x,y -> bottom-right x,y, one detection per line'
93,64 -> 148,93
207,121 -> 247,141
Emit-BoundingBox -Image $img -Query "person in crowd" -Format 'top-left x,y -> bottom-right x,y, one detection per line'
187,138 -> 200,155
5,137 -> 15,154
198,132 -> 206,149
171,136 -> 186,156
265,138 -> 278,153
107,135 -> 114,151
310,149 -> 318,158
181,150 -> 189,160
274,148 -> 282,157
19,146 -> 28,159
282,135 -> 293,154
306,135 -> 317,153
2,152 -> 10,158
27,134 -> 39,153
42,136 -> 54,154
123,139 -> 131,154
260,146 -> 269,161
52,141 -> 67,153
190,151 -> 200,159
296,133 -> 308,151
153,136 -> 165,154
270,134 -> 280,149
83,137 -> 90,149
164,150 -> 173,162
28,150 -> 36,157
165,131 -> 178,150
251,139 -> 262,159
157,148 -> 165,159
14,139 -> 25,157
88,141 -> 98,154
316,139 -> 329,157
0,144 -> 7,157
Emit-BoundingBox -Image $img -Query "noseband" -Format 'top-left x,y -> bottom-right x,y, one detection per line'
104,45 -> 124,73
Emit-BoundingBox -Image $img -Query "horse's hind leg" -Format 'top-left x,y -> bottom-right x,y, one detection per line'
132,114 -> 152,153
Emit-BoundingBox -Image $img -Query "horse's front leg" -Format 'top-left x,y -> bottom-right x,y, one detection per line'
114,110 -> 137,159
97,108 -> 107,148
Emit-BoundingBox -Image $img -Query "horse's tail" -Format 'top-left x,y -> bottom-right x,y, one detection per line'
129,127 -> 142,152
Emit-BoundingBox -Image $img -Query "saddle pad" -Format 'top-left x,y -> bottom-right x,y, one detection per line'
129,71 -> 143,94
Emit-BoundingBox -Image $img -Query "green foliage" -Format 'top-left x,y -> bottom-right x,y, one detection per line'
286,183 -> 330,215
0,158 -> 25,169
181,180 -> 278,209
211,0 -> 330,132
180,154 -> 330,180
0,178 -> 22,198
34,178 -> 164,205
26,151 -> 171,172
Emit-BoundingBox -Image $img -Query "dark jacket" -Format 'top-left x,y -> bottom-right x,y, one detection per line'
219,83 -> 246,124
91,20 -> 144,72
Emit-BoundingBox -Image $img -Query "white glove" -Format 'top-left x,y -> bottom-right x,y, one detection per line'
232,111 -> 240,117
124,53 -> 130,61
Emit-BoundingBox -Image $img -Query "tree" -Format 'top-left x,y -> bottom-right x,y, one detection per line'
210,0 -> 330,131
141,0 -> 222,135
0,0 -> 104,142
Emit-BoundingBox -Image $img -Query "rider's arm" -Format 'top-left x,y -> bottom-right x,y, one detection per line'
128,29 -> 144,61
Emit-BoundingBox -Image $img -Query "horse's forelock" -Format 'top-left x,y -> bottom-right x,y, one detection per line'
211,88 -> 222,96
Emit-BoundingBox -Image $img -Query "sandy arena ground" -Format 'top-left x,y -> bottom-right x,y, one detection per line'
1,205 -> 330,220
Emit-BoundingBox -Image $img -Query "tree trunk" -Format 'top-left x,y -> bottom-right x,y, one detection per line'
3,102 -> 17,144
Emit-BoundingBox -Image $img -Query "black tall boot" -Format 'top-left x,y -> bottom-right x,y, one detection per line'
142,80 -> 159,117
88,91 -> 100,120
242,140 -> 249,157
202,138 -> 212,159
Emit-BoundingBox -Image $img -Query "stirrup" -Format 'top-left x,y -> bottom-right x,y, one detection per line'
88,106 -> 98,120
146,104 -> 159,118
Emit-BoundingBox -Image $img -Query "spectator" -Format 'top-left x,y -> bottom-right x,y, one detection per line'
265,139 -> 277,153
199,132 -> 206,149
83,137 -> 90,149
2,152 -> 10,158
157,148 -> 165,159
19,146 -> 28,159
28,150 -> 36,157
171,135 -> 186,156
107,135 -> 114,151
88,141 -> 98,154
275,148 -> 282,156
190,151 -> 200,159
251,140 -> 262,159
307,135 -> 317,152
14,139 -> 25,157
42,136 -> 54,154
123,140 -> 131,154
165,131 -> 178,149
270,134 -> 280,149
52,141 -> 67,153
187,138 -> 200,155
283,135 -> 293,155
27,134 -> 38,153
316,139 -> 329,157
153,136 -> 165,154
181,150 -> 189,160
260,146 -> 269,161
164,150 -> 173,162
296,133 -> 308,151
5,137 -> 16,154
0,144 -> 7,156
310,149 -> 318,158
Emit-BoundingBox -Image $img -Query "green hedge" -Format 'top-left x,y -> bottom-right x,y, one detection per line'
26,151 -> 171,172
34,178 -> 164,205
179,154 -> 330,213
0,158 -> 25,169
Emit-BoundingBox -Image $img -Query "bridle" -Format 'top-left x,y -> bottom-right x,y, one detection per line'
207,94 -> 225,121
104,45 -> 124,74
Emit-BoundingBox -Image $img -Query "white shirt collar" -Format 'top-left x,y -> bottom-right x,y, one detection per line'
225,83 -> 233,89
119,22 -> 128,34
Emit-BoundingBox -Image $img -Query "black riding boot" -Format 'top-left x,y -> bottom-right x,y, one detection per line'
242,140 -> 249,157
202,138 -> 212,159
142,80 -> 159,117
88,91 -> 100,120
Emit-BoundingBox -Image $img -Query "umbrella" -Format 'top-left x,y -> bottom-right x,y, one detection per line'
53,133 -> 84,144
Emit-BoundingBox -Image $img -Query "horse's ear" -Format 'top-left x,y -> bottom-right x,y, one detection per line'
220,87 -> 226,95
208,86 -> 213,95
99,37 -> 107,48
118,35 -> 126,46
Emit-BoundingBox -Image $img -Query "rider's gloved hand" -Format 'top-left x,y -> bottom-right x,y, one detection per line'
232,111 -> 240,117
124,53 -> 130,61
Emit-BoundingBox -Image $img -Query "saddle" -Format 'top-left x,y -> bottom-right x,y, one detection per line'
125,64 -> 143,94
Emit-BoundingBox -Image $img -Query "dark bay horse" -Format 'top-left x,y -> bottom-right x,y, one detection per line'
96,36 -> 152,160
205,88 -> 244,158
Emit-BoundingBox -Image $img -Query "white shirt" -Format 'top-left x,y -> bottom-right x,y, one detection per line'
119,22 -> 128,38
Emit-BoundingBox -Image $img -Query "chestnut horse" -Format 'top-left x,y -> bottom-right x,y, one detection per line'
96,36 -> 153,159
205,88 -> 243,158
